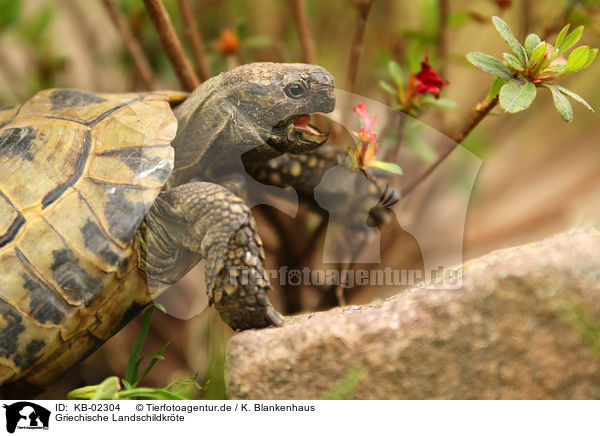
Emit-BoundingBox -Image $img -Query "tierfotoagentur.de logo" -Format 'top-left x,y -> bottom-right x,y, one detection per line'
2,402 -> 50,433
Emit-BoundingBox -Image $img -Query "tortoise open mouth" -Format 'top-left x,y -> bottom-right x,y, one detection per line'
290,114 -> 328,144
270,113 -> 329,154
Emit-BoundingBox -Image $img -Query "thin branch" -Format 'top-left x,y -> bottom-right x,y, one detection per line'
400,95 -> 499,198
142,0 -> 200,91
100,0 -> 155,90
176,0 -> 212,81
346,0 -> 375,91
384,112 -> 407,168
289,0 -> 316,64
453,96 -> 499,144
437,0 -> 449,78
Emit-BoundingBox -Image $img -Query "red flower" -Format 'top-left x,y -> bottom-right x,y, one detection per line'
352,101 -> 379,150
415,57 -> 449,99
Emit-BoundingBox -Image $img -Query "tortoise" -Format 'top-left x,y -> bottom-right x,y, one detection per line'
0,62 -> 336,395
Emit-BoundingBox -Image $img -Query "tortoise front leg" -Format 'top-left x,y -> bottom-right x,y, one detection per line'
139,181 -> 283,330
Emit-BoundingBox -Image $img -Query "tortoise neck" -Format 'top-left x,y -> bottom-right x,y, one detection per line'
168,75 -> 225,187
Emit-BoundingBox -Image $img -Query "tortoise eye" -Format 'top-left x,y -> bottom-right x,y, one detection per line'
284,81 -> 308,99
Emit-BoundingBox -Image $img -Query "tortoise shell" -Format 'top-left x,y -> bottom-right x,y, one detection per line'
0,88 -> 187,391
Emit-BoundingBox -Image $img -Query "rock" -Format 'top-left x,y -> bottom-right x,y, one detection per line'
226,227 -> 600,399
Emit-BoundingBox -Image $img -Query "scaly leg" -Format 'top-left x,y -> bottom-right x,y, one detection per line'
138,181 -> 283,330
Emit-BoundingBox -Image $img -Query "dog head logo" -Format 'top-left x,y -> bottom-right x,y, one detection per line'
3,402 -> 50,433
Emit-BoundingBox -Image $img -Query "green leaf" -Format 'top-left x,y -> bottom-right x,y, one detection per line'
67,384 -> 99,400
91,377 -> 121,400
524,34 -> 542,57
547,85 -> 573,122
499,80 -> 537,113
492,16 -> 527,65
0,0 -> 21,29
405,42 -> 422,73
235,19 -> 248,39
406,133 -> 437,163
421,0 -> 440,33
487,76 -> 506,101
135,342 -> 169,387
118,388 -> 187,400
244,35 -> 272,50
448,10 -> 471,28
165,378 -> 206,399
154,303 -> 167,314
369,160 -> 404,175
565,45 -> 590,72
125,305 -> 154,385
503,53 -> 525,71
548,84 -> 594,112
542,63 -> 566,74
534,50 -> 552,71
582,48 -> 598,70
530,42 -> 547,63
388,60 -> 403,85
466,52 -> 513,79
420,95 -> 456,108
21,5 -> 53,43
380,80 -> 397,96
558,25 -> 584,54
555,24 -> 570,51
165,377 -> 206,392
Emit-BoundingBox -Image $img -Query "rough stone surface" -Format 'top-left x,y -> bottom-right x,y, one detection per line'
226,227 -> 600,399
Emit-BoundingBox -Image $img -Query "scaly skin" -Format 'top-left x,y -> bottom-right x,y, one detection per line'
245,145 -> 400,228
140,63 -> 335,330
141,183 -> 282,329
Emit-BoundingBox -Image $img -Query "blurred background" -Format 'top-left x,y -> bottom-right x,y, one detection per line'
1,0 -> 599,399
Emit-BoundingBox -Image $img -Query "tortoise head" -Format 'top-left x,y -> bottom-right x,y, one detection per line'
171,62 -> 335,180
224,62 -> 335,156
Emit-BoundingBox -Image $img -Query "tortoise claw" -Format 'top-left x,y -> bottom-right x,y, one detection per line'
266,307 -> 284,327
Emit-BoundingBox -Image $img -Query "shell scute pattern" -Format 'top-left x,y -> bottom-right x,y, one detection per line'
0,89 -> 184,385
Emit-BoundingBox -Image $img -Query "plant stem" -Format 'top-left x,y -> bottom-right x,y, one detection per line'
347,0 -> 375,91
400,95 -> 499,198
289,0 -> 316,63
176,0 -> 212,81
437,0 -> 449,78
142,0 -> 200,91
100,0 -> 155,90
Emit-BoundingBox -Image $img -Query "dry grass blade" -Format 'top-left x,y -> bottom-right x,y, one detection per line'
142,0 -> 200,91
176,0 -> 212,81
289,0 -> 316,64
100,0 -> 155,90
